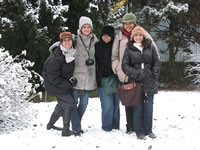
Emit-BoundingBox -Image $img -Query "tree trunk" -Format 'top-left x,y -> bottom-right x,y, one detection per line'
168,17 -> 176,64
147,0 -> 152,5
127,0 -> 132,12
168,42 -> 175,64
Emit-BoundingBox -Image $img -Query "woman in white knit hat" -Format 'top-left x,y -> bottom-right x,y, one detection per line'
70,16 -> 98,134
49,16 -> 98,134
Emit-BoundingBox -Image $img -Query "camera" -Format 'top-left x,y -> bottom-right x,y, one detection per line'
69,77 -> 75,83
85,58 -> 94,66
69,77 -> 77,87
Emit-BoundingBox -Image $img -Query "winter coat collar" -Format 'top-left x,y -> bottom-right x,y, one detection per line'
118,31 -> 129,41
123,30 -> 131,40
99,38 -> 113,46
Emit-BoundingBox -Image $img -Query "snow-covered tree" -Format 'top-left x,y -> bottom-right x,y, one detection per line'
140,0 -> 200,63
185,55 -> 200,88
0,0 -> 69,74
0,47 -> 43,133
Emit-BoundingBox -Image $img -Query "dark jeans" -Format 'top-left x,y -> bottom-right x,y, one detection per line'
98,88 -> 120,131
134,93 -> 154,136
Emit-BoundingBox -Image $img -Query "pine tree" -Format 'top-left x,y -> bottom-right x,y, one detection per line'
0,0 -> 28,56
141,0 -> 200,64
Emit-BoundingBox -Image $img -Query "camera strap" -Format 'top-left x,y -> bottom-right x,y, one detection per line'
79,35 -> 93,58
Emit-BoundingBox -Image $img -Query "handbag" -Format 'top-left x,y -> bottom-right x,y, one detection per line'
117,77 -> 142,106
101,74 -> 121,95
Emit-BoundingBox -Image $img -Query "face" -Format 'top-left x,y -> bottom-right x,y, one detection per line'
102,34 -> 112,43
123,22 -> 135,32
61,38 -> 72,49
81,24 -> 92,36
133,34 -> 144,43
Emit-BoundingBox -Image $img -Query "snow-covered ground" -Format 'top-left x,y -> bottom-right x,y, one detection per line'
0,91 -> 200,150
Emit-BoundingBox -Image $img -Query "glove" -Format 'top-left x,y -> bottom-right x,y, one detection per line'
69,77 -> 77,87
52,47 -> 62,57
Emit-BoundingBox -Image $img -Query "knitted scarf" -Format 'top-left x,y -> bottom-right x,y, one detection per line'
60,45 -> 76,63
123,30 -> 132,40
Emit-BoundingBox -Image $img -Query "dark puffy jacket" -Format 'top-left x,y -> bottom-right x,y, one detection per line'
122,39 -> 161,95
95,38 -> 114,87
42,47 -> 74,95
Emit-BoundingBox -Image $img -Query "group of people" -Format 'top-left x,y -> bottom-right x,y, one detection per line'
43,12 -> 161,140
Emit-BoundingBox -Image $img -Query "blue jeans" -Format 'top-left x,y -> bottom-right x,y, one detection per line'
98,88 -> 120,131
71,90 -> 90,131
134,93 -> 154,136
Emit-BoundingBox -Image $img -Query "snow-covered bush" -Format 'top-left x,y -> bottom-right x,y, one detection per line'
185,55 -> 200,88
0,48 -> 43,134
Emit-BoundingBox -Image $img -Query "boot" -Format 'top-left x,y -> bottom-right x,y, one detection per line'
125,107 -> 134,134
47,111 -> 63,131
62,108 -> 80,137
148,133 -> 157,139
62,123 -> 78,136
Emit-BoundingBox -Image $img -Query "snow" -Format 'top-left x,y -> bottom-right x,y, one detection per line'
0,48 -> 43,134
185,54 -> 200,87
0,91 -> 199,150
0,17 -> 14,28
0,1 -> 69,27
145,2 -> 189,18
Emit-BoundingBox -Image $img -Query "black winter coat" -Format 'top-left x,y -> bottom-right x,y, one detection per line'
42,47 -> 74,96
122,39 -> 161,95
95,39 -> 114,87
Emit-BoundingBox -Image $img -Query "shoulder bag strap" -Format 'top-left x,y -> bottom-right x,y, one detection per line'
79,35 -> 93,58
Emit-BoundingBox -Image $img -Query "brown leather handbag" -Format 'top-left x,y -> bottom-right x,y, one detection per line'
117,77 -> 143,106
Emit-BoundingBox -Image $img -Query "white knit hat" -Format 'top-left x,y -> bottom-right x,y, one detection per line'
79,16 -> 93,30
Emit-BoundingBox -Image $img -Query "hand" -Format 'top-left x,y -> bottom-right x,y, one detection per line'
69,77 -> 77,87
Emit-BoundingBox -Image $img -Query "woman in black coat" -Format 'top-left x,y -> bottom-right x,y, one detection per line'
43,32 -> 78,136
95,25 -> 120,131
122,26 -> 161,139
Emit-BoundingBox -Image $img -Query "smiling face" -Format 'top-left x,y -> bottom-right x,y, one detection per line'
133,34 -> 144,43
102,34 -> 112,43
81,24 -> 92,36
61,37 -> 72,49
123,22 -> 135,32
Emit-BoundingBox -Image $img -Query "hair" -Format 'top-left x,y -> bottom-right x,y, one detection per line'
127,39 -> 151,49
60,39 -> 64,43
120,23 -> 136,32
60,38 -> 72,44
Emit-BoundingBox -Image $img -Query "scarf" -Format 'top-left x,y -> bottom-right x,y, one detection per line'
133,43 -> 144,69
123,30 -> 131,40
60,45 -> 76,63
133,43 -> 143,52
